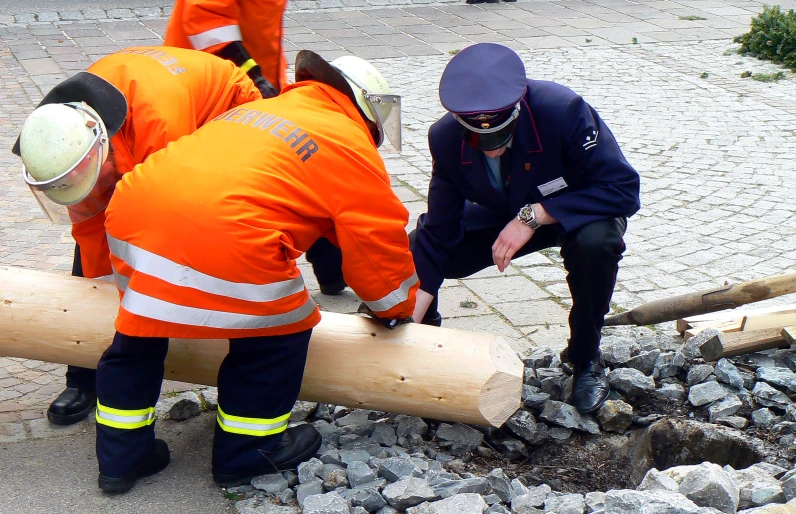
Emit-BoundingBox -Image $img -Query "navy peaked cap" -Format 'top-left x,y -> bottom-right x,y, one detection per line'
439,43 -> 527,121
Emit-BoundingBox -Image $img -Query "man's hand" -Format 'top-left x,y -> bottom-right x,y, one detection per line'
248,67 -> 279,98
492,218 -> 534,272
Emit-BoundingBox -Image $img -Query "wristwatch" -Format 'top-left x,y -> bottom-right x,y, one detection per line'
517,203 -> 542,229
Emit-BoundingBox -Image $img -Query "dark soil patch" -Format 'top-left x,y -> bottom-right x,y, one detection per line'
466,432 -> 636,495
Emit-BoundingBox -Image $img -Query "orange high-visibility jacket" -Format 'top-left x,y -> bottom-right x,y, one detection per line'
164,0 -> 288,91
105,81 -> 418,339
72,46 -> 261,279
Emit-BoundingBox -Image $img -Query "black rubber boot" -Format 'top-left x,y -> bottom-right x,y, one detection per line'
47,387 -> 97,426
98,439 -> 171,494
213,424 -> 322,487
571,358 -> 610,414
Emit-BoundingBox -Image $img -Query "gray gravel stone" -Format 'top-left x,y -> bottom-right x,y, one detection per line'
395,416 -> 428,438
406,493 -> 487,514
678,462 -> 739,513
656,383 -> 687,401
155,391 -> 202,421
638,469 -> 680,493
341,449 -> 372,466
522,386 -> 551,411
298,458 -> 325,483
436,423 -> 484,455
382,477 -> 439,511
303,491 -> 350,514
688,381 -> 728,407
716,416 -> 747,429
601,340 -> 639,366
322,466 -> 349,490
714,359 -> 744,390
756,367 -> 796,393
432,477 -> 488,499
609,368 -> 657,397
504,409 -> 548,444
371,422 -> 398,447
549,427 -> 573,440
252,473 -> 289,495
584,491 -> 606,512
235,497 -> 299,514
484,505 -> 510,514
296,480 -> 325,509
730,467 -> 787,509
654,352 -> 684,380
687,365 -> 715,386
487,468 -> 512,503
781,470 -> 796,501
683,329 -> 721,361
604,489 -> 702,513
539,401 -> 600,434
521,347 -> 557,369
341,485 -> 388,512
708,395 -> 743,422
348,460 -> 378,488
511,486 -> 550,511
752,382 -> 791,408
290,401 -> 318,422
544,493 -> 585,513
596,399 -> 633,433
378,456 -> 424,482
625,349 -> 661,376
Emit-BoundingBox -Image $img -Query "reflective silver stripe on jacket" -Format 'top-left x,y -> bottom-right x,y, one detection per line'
187,25 -> 242,50
120,287 -> 317,329
108,234 -> 305,302
364,272 -> 418,313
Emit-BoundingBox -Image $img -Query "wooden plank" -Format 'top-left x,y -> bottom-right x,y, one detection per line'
683,319 -> 744,341
678,304 -> 796,332
783,326 -> 796,346
699,328 -> 789,361
743,312 -> 796,331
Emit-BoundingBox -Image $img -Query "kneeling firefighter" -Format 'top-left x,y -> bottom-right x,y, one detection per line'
13,46 -> 262,428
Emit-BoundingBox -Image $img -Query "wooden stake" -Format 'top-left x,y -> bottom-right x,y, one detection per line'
0,267 -> 523,427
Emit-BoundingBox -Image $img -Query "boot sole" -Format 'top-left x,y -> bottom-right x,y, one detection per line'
47,403 -> 95,426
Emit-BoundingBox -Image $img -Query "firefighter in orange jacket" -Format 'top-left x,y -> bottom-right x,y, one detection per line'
22,50 -> 415,493
13,46 -> 261,429
165,0 -> 286,98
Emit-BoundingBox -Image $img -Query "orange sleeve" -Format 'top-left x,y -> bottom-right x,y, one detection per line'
181,0 -> 242,53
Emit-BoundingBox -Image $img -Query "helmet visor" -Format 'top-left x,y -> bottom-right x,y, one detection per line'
22,116 -> 109,224
365,92 -> 401,153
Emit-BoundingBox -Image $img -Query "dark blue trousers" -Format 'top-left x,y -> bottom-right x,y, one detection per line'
413,214 -> 627,367
95,330 -> 311,478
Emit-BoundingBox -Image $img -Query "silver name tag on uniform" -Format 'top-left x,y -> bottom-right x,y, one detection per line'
538,177 -> 568,196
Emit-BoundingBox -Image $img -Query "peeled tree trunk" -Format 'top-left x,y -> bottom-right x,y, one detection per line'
0,266 -> 523,427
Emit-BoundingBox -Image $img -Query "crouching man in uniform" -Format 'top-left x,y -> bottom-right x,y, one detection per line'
411,43 -> 641,415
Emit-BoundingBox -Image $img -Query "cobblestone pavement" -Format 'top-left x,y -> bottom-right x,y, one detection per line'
2,0 -> 796,440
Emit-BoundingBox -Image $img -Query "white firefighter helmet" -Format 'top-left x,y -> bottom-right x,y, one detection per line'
20,102 -> 109,223
330,55 -> 401,152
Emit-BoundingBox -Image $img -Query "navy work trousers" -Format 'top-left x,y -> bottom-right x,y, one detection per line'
95,329 -> 312,478
414,216 -> 627,367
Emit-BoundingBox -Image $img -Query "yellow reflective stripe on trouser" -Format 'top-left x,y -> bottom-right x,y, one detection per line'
95,400 -> 156,430
216,406 -> 290,437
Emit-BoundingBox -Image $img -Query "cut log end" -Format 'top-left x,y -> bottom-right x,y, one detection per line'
478,337 -> 523,427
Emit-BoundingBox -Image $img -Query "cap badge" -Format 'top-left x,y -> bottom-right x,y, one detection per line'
481,122 -> 490,129
471,113 -> 497,121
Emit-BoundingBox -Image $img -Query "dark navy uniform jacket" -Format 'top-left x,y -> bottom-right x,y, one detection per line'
414,79 -> 641,293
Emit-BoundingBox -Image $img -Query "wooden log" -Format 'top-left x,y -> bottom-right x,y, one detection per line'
0,266 -> 522,427
604,272 -> 796,326
699,327 -> 790,361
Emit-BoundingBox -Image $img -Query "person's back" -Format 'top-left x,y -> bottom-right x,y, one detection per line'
107,80 -> 415,338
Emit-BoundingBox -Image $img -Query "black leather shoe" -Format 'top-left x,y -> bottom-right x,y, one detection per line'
319,278 -> 346,295
213,424 -> 322,487
571,359 -> 610,414
98,439 -> 171,494
465,0 -> 485,4
421,311 -> 442,327
47,387 -> 97,426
